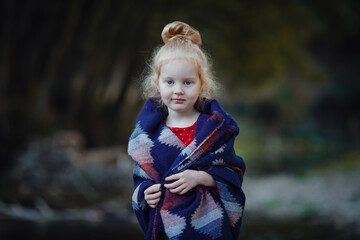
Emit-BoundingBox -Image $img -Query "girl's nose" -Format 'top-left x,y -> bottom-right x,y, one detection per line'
174,85 -> 184,95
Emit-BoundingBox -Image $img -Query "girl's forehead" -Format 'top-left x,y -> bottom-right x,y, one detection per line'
158,48 -> 199,63
160,57 -> 197,67
160,58 -> 198,75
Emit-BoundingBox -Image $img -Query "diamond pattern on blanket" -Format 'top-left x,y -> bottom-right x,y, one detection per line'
180,140 -> 197,156
212,158 -> 225,165
158,126 -> 186,150
133,164 -> 151,180
191,191 -> 223,239
132,184 -> 146,210
162,190 -> 187,210
213,144 -> 226,154
216,181 -> 243,227
161,210 -> 186,240
128,122 -> 154,165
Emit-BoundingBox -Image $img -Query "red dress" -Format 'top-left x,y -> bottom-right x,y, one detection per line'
166,121 -> 196,146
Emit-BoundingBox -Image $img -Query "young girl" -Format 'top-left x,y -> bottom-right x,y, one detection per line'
128,21 -> 246,240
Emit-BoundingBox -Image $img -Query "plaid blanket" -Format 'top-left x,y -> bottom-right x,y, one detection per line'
128,97 -> 246,240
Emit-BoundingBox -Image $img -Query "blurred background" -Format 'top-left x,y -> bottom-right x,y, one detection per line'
1,0 -> 359,239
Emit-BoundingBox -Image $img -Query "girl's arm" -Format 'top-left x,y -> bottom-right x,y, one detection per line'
164,170 -> 216,195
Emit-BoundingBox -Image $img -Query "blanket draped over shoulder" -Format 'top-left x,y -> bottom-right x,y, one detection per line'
128,97 -> 246,240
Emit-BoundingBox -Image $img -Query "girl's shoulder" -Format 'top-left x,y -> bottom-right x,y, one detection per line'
198,98 -> 228,116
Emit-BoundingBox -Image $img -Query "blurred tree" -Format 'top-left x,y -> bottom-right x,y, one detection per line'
0,0 -> 359,174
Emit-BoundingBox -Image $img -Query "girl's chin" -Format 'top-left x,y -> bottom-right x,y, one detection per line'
167,106 -> 197,114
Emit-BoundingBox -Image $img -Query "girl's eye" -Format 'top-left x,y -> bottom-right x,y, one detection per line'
166,80 -> 173,85
184,81 -> 192,86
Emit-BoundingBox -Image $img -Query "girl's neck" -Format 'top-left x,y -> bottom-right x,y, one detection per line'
166,108 -> 200,128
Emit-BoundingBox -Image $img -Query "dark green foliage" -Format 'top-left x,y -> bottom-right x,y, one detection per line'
1,0 -> 359,174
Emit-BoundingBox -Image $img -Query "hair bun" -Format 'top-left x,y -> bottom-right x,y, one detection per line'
161,21 -> 201,45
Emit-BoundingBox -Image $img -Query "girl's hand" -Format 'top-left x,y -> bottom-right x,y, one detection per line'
144,184 -> 162,208
164,170 -> 216,195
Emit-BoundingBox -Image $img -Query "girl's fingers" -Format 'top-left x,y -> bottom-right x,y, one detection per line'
148,203 -> 157,208
149,203 -> 158,208
179,187 -> 191,195
144,191 -> 161,200
170,185 -> 186,194
178,190 -> 186,195
144,184 -> 163,208
165,173 -> 180,181
164,179 -> 183,189
144,184 -> 161,194
147,198 -> 160,205
149,184 -> 161,191
147,197 -> 161,208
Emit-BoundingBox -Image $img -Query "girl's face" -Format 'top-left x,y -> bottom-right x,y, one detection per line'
158,59 -> 201,116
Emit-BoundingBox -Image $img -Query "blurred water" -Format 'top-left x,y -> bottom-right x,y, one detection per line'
1,218 -> 358,240
0,219 -> 144,240
240,217 -> 358,240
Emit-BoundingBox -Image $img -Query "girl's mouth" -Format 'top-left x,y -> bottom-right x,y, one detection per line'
172,98 -> 185,103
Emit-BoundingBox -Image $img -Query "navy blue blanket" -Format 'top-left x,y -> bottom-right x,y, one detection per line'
128,97 -> 246,240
